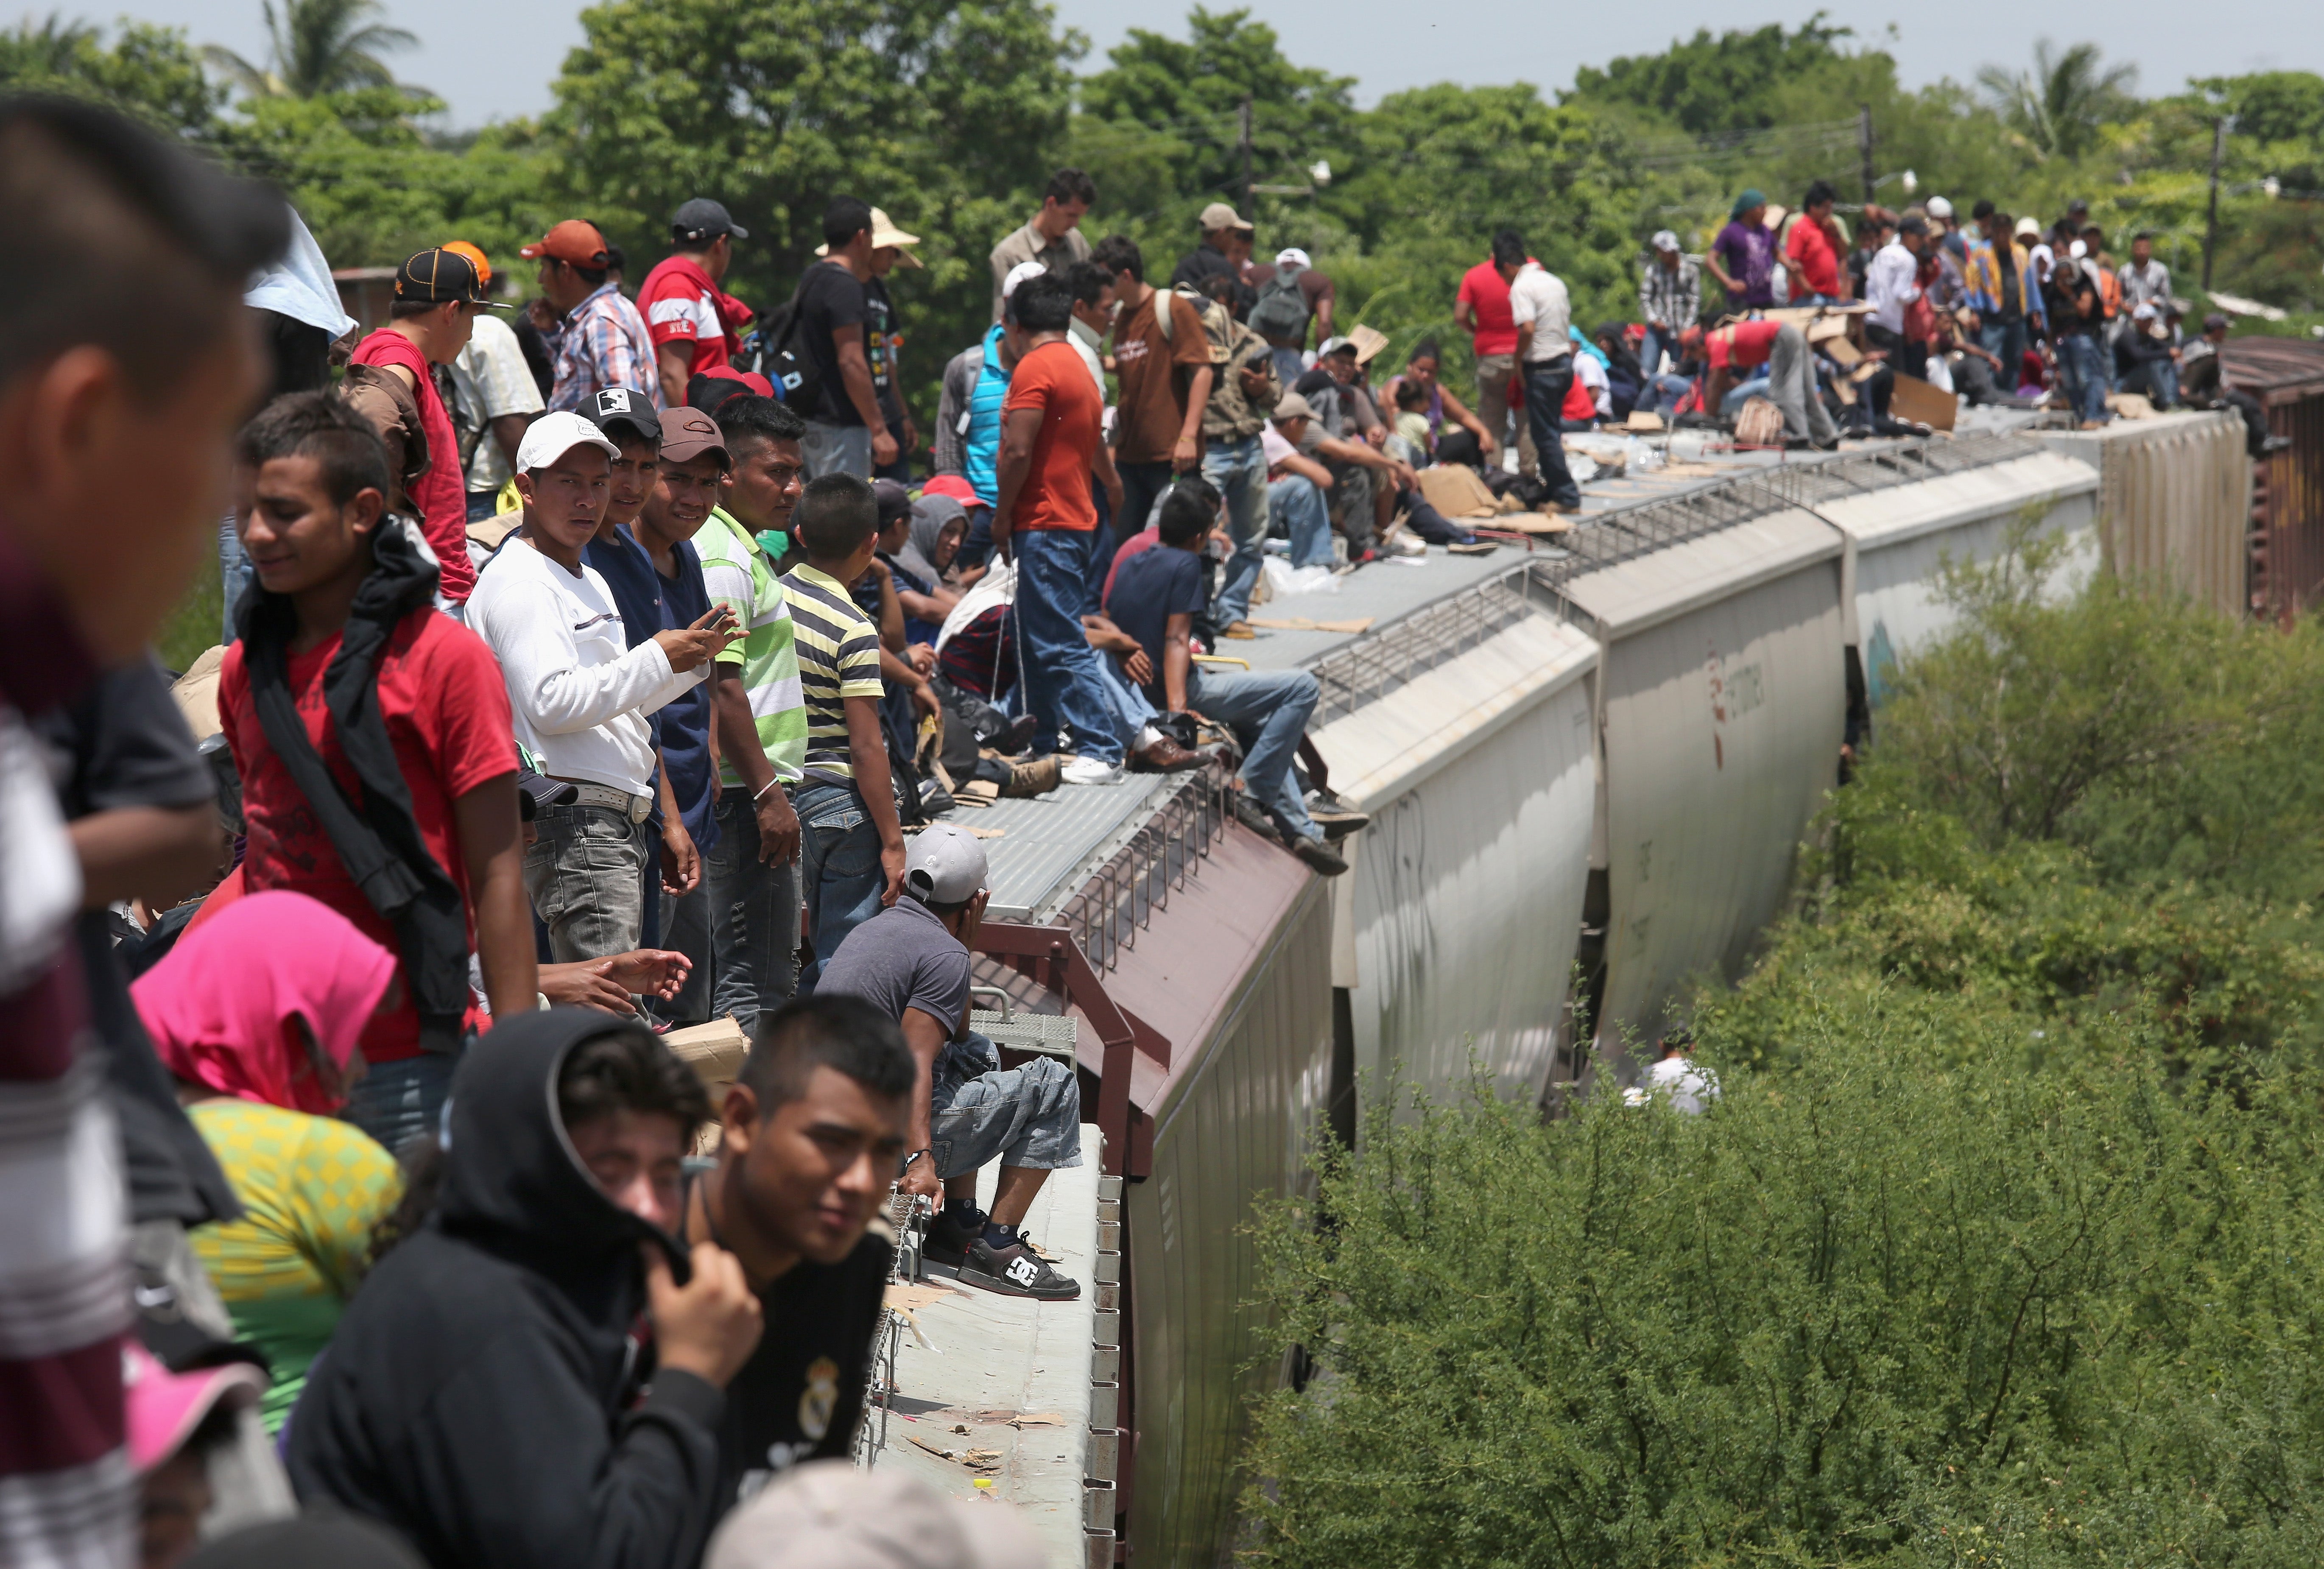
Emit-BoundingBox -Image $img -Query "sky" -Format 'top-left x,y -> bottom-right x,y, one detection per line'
84,0 -> 2324,128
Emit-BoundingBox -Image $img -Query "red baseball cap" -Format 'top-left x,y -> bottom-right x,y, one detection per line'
519,219 -> 611,266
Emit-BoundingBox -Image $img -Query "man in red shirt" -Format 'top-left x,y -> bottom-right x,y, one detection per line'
638,198 -> 754,410
1784,180 -> 1849,305
1690,318 -> 1838,448
992,272 -> 1125,786
222,391 -> 536,1155
342,248 -> 503,605
1454,229 -> 1537,478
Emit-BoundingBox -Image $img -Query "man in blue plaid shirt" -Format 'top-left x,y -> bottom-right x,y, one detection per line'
523,218 -> 664,414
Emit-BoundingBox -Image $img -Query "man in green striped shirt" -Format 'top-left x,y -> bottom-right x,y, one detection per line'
692,396 -> 810,1031
780,473 -> 908,987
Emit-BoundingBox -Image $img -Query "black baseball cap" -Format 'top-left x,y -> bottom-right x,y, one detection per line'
587,387 -> 662,449
673,198 -> 747,243
872,478 -> 911,531
393,247 -> 503,308
514,768 -> 578,821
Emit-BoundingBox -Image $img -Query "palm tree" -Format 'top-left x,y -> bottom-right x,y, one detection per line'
0,13 -> 100,80
1977,40 -> 2140,162
204,0 -> 416,99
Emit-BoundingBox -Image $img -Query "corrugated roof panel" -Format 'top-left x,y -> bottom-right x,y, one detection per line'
1812,451 -> 2098,551
976,771 -> 1176,921
1558,505 -> 1844,639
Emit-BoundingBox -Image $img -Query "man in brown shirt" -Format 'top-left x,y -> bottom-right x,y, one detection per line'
1094,234 -> 1213,542
987,168 -> 1095,323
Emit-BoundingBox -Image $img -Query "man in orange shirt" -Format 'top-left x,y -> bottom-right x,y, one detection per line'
991,272 -> 1126,786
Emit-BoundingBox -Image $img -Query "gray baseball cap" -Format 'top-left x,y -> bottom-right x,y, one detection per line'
904,823 -> 987,905
672,197 -> 748,243
705,1459 -> 1040,1569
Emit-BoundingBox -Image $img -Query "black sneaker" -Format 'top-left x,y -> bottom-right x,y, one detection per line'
923,1208 -> 981,1268
1303,787 -> 1371,840
1290,835 -> 1349,877
959,1235 -> 1082,1300
1230,791 -> 1285,845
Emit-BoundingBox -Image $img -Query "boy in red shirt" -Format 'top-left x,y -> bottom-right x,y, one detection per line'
992,272 -> 1125,785
1783,180 -> 1849,305
637,198 -> 754,408
1455,232 -> 1536,477
221,391 -> 535,1154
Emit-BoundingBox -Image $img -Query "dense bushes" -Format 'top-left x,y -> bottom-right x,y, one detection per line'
1240,561 -> 2324,1565
1243,1031 -> 2324,1567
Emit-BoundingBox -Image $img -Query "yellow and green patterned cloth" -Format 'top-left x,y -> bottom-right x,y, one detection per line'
187,1100 -> 401,1431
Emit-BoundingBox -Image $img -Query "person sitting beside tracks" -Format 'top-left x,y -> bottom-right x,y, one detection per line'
676,995 -> 914,1507
286,1012 -> 763,1569
1102,486 -> 1354,876
815,824 -> 1086,1301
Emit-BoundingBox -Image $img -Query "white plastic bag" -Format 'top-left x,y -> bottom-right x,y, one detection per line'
1261,558 -> 1338,597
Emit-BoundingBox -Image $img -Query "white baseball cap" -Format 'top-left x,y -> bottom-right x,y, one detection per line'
1000,260 -> 1046,303
1926,195 -> 1954,219
515,410 -> 620,474
1651,229 -> 1680,251
1274,246 -> 1311,270
904,823 -> 988,905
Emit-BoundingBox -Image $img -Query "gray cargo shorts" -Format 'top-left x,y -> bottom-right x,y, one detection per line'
930,1032 -> 1083,1178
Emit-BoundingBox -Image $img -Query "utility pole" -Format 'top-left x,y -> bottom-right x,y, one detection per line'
2202,114 -> 2231,291
1858,105 -> 1875,205
1238,96 -> 1254,215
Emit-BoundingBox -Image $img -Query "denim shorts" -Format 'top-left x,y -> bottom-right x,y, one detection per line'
929,1036 -> 1083,1178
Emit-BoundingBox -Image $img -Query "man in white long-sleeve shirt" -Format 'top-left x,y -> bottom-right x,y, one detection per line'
1864,214 -> 1929,379
467,410 -> 740,960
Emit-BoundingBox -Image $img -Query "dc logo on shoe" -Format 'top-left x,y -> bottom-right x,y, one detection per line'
1006,1255 -> 1042,1288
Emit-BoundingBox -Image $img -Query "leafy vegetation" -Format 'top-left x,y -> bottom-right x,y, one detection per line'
1240,555 -> 2324,1566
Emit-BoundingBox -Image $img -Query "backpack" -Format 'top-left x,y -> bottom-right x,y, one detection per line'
754,272 -> 826,411
1154,284 -> 1235,363
1247,271 -> 1311,342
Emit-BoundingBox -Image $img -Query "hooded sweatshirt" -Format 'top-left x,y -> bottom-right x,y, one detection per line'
285,1011 -> 726,1569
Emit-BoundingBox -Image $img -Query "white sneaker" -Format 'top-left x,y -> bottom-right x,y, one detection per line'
1387,531 -> 1427,558
1059,755 -> 1128,786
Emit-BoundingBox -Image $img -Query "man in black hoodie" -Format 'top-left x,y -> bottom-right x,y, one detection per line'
286,1011 -> 763,1569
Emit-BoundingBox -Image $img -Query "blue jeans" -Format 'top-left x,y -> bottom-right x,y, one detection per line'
1981,320 -> 2028,391
465,490 -> 502,523
1115,460 -> 1177,543
2123,357 -> 2179,409
218,515 -> 253,644
2058,335 -> 2109,424
341,1053 -> 458,1160
1012,528 -> 1124,764
1091,656 -> 1159,756
1268,346 -> 1307,388
1267,475 -> 1335,568
1640,327 -> 1673,379
705,795 -> 800,1035
1187,664 -> 1321,842
1719,369 -> 1772,417
795,781 -> 888,991
801,419 -> 872,480
1204,434 -> 1270,627
930,1036 -> 1084,1180
656,879 -> 714,1027
1521,361 -> 1584,509
1641,372 -> 1694,413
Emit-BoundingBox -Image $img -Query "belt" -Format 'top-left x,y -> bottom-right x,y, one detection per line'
557,780 -> 652,823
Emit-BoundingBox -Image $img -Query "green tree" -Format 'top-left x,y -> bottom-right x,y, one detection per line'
1975,39 -> 2139,161
204,0 -> 418,100
546,0 -> 1077,430
0,14 -> 221,137
1566,17 -> 1855,136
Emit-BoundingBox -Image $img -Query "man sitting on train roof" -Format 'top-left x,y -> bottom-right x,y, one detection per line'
813,824 -> 1084,1301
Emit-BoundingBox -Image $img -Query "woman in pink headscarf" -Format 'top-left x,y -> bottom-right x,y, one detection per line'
132,891 -> 405,1432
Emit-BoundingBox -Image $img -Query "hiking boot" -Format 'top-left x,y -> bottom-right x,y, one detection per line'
1290,835 -> 1349,877
1001,755 -> 1062,798
1304,787 -> 1371,840
1059,755 -> 1128,786
1221,620 -> 1257,639
923,1206 -> 982,1268
960,1235 -> 1082,1300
